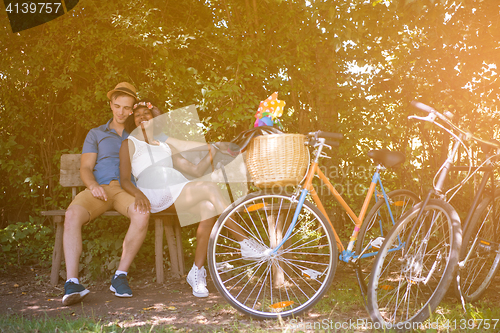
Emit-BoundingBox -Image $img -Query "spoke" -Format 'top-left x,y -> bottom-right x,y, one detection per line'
222,260 -> 266,289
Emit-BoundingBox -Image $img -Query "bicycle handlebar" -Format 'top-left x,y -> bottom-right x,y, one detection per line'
410,101 -> 500,149
307,130 -> 343,140
305,130 -> 342,149
319,131 -> 343,140
325,139 -> 340,147
411,101 -> 436,114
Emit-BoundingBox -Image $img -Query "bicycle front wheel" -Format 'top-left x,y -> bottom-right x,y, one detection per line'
367,199 -> 462,328
355,189 -> 419,299
455,190 -> 500,302
207,191 -> 338,319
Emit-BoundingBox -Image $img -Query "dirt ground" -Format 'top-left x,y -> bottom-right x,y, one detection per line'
0,264 -> 371,332
2,263 -> 500,332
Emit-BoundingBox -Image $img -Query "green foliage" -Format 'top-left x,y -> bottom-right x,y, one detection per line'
0,314 -> 180,333
0,217 -> 53,270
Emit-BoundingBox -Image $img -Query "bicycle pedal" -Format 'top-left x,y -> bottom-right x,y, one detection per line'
301,269 -> 322,279
371,237 -> 385,249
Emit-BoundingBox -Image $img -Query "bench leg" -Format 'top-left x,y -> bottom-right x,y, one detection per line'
51,216 -> 64,286
164,218 -> 181,278
174,221 -> 185,275
155,218 -> 164,284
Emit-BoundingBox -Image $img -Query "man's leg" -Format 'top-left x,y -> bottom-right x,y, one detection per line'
62,205 -> 91,306
62,189 -> 111,306
63,205 -> 89,280
110,186 -> 149,297
117,204 -> 150,272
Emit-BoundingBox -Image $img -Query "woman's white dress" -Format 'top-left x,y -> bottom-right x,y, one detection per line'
128,136 -> 189,213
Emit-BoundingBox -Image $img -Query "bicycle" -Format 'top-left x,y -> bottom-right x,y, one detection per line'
366,101 -> 500,328
207,131 -> 419,319
454,149 -> 500,303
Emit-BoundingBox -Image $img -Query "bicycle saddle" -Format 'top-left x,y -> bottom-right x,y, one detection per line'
367,149 -> 405,168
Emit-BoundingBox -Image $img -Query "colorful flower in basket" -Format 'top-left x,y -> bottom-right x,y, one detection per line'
254,92 -> 285,129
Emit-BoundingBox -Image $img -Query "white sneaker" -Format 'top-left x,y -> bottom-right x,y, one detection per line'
216,262 -> 234,272
187,265 -> 209,298
239,238 -> 267,259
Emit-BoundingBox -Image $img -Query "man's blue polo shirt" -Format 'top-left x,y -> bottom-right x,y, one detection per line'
82,119 -> 129,185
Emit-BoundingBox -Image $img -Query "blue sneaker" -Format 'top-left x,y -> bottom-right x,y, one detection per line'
110,274 -> 133,297
62,281 -> 89,306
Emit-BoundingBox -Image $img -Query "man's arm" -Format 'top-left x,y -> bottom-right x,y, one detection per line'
80,153 -> 108,201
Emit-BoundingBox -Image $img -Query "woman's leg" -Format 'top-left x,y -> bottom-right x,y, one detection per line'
173,181 -> 228,215
189,201 -> 217,268
173,182 -> 247,242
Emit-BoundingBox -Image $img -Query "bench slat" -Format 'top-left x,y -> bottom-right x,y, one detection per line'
60,154 -> 84,187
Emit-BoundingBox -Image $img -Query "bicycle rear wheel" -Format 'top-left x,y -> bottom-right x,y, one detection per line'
455,190 -> 500,302
207,190 -> 338,319
367,199 -> 462,328
355,189 -> 419,300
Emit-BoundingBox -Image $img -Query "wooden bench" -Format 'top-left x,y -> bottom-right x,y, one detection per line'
41,154 -> 186,286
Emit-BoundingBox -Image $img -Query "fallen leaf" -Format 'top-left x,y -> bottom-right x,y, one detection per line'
167,306 -> 176,310
13,284 -> 19,288
270,301 -> 294,309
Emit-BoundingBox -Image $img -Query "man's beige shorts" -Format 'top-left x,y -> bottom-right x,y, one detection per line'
69,180 -> 135,221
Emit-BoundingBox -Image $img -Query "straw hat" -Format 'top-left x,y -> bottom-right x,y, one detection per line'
106,82 -> 138,100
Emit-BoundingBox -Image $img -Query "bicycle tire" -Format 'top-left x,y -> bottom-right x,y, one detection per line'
355,189 -> 420,300
455,189 -> 500,302
207,190 -> 338,319
367,199 -> 462,328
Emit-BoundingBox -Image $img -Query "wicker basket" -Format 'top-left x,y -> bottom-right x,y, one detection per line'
246,134 -> 309,188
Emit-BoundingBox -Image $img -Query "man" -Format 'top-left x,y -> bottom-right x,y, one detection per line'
62,82 -> 150,306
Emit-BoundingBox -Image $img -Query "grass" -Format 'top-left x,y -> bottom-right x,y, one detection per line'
0,314 -> 284,333
315,276 -> 365,314
0,314 -> 158,333
422,298 -> 500,333
2,296 -> 500,333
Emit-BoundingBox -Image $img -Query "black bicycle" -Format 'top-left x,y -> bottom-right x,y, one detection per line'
366,101 -> 500,329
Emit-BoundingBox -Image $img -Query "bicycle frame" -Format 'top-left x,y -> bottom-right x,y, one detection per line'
270,139 -> 401,263
405,110 -> 499,254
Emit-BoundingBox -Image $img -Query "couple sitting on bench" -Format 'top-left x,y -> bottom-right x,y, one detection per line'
62,82 -> 264,306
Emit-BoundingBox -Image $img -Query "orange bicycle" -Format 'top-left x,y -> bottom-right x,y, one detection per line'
207,131 -> 418,319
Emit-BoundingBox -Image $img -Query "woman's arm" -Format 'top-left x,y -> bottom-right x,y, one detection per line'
170,143 -> 217,178
119,139 -> 151,214
165,137 -> 235,157
165,137 -> 207,152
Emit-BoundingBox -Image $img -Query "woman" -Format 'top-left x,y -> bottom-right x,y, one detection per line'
119,100 -> 263,297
